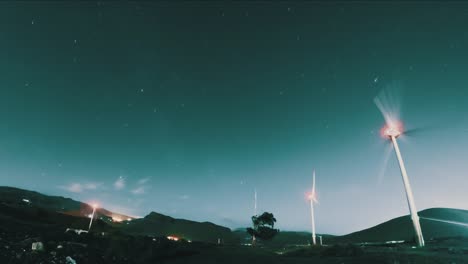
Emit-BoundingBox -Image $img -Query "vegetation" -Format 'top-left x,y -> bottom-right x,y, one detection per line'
247,212 -> 279,244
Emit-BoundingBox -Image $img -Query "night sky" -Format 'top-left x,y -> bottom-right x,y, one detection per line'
1,2 -> 468,235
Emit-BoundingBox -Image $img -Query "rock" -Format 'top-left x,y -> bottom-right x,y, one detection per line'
32,241 -> 45,251
66,256 -> 77,264
19,237 -> 39,247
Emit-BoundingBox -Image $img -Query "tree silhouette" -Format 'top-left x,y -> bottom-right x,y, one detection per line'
247,212 -> 279,244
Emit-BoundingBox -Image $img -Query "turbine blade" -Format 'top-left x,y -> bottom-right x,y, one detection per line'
254,188 -> 257,215
373,84 -> 402,127
377,142 -> 393,185
312,170 -> 318,204
404,125 -> 443,137
312,170 -> 316,194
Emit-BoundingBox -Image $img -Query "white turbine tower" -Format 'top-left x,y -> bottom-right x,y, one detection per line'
252,188 -> 258,245
88,203 -> 98,231
374,86 -> 425,247
381,124 -> 425,247
308,170 -> 318,246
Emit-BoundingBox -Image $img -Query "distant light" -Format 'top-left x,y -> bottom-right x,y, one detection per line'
127,218 -> 132,221
386,240 -> 405,244
167,236 -> 179,241
92,203 -> 99,209
22,199 -> 31,203
112,217 -> 123,222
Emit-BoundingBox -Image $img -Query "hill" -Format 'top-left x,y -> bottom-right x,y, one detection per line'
0,186 -> 133,223
3,186 -> 468,247
337,208 -> 468,244
0,186 -> 238,244
121,211 -> 239,244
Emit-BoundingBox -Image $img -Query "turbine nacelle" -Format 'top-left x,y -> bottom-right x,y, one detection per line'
381,121 -> 404,139
308,192 -> 318,203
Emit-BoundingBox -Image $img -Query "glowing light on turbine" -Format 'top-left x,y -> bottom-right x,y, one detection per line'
307,192 -> 317,202
380,121 -> 404,138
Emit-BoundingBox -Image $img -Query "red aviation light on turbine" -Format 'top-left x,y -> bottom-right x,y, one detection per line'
306,192 -> 318,203
380,121 -> 404,139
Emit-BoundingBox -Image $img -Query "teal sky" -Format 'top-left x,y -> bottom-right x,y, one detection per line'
1,2 -> 468,235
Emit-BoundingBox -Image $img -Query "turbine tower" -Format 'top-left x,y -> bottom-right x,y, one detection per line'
252,188 -> 257,245
308,170 -> 318,246
382,124 -> 425,247
254,188 -> 257,216
88,203 -> 98,231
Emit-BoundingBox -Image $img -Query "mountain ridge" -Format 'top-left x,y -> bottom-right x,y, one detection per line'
2,186 -> 468,246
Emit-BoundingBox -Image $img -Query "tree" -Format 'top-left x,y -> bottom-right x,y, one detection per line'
247,212 -> 279,244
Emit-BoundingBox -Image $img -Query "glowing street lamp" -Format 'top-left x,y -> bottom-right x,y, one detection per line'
381,122 -> 425,247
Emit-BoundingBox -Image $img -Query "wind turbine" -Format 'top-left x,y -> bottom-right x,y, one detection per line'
252,188 -> 257,245
254,188 -> 257,216
374,86 -> 424,247
88,203 -> 98,231
380,122 -> 425,247
308,170 -> 318,246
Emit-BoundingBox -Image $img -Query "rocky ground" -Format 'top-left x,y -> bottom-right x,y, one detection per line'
3,227 -> 468,264
2,212 -> 468,264
0,226 -> 203,264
